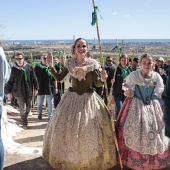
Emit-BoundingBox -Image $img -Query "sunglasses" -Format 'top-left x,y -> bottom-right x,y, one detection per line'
15,58 -> 23,60
43,58 -> 47,60
107,60 -> 112,62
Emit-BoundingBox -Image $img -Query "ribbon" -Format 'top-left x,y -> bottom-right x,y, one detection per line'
91,6 -> 103,26
119,47 -> 124,55
112,45 -> 118,51
112,45 -> 124,55
91,45 -> 96,51
23,69 -> 28,82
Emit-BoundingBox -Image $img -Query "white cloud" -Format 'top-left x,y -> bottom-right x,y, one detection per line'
123,14 -> 130,17
112,12 -> 117,15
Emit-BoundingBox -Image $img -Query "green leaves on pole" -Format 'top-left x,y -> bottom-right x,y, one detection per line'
91,6 -> 103,26
118,47 -> 124,56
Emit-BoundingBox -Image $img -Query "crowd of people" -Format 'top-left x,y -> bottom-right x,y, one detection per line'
0,38 -> 170,169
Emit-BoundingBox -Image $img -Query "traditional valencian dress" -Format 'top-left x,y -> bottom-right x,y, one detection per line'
116,69 -> 170,170
43,57 -> 117,170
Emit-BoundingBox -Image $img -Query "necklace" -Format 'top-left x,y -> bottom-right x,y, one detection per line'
140,70 -> 151,79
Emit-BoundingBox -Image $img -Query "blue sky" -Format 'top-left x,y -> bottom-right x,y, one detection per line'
0,0 -> 169,40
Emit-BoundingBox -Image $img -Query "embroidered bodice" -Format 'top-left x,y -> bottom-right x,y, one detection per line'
125,69 -> 164,103
49,57 -> 103,95
134,85 -> 158,104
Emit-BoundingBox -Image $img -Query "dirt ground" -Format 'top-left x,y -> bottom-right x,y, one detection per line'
4,106 -> 55,170
3,106 -> 170,170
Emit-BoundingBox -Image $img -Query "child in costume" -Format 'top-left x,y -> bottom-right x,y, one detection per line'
42,38 -> 117,170
116,53 -> 170,170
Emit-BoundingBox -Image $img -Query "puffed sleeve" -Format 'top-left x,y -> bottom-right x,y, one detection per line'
92,69 -> 103,87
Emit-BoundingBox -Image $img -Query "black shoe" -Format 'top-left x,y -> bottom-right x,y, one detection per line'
23,124 -> 28,130
38,114 -> 42,120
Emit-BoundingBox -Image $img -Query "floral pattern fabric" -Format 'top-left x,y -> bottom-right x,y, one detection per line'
43,91 -> 117,170
116,98 -> 170,170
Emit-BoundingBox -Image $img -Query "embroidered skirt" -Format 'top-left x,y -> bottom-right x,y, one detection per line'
43,91 -> 117,170
116,97 -> 170,170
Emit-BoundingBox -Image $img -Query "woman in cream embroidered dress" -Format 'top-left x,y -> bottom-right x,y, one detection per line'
116,53 -> 170,170
43,38 -> 117,170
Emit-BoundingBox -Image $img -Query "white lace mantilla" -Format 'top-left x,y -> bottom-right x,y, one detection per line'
125,69 -> 164,96
65,57 -> 100,81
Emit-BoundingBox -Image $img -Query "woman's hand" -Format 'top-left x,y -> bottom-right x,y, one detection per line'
33,89 -> 38,96
54,88 -> 58,94
47,52 -> 53,66
101,68 -> 108,82
111,78 -> 115,84
122,83 -> 131,97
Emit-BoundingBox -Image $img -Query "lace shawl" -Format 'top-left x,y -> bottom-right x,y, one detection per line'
65,57 -> 101,81
125,69 -> 164,97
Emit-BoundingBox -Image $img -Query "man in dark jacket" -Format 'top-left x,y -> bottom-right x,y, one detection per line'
54,56 -> 65,108
5,52 -> 38,129
34,53 -> 56,120
154,57 -> 168,84
162,65 -> 170,138
103,56 -> 115,105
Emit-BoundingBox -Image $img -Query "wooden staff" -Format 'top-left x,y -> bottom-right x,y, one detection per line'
92,0 -> 108,101
111,39 -> 124,169
92,37 -> 96,58
92,0 -> 123,169
58,42 -> 64,96
64,41 -> 66,56
73,35 -> 75,44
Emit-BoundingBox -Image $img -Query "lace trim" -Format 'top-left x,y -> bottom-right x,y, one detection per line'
123,98 -> 169,155
125,69 -> 164,96
65,57 -> 100,81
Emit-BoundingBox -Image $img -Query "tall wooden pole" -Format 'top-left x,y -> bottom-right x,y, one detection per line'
92,0 -> 103,65
73,35 -> 75,44
92,1 -> 123,169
